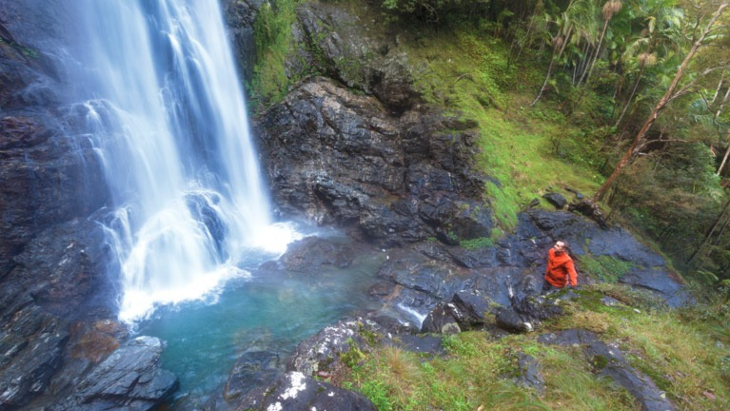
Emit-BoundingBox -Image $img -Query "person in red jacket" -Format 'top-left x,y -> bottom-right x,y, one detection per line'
543,240 -> 578,293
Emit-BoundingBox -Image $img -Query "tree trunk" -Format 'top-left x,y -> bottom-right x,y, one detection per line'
532,26 -> 572,106
592,3 -> 728,202
716,84 -> 730,119
716,129 -> 730,176
579,17 -> 610,88
614,62 -> 646,128
688,195 -> 730,265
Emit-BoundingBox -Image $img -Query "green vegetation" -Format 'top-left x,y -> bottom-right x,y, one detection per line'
461,236 -> 494,250
579,254 -> 633,283
342,285 -> 730,410
249,0 -> 304,108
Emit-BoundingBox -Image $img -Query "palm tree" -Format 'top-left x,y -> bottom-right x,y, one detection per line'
614,1 -> 685,128
578,0 -> 623,88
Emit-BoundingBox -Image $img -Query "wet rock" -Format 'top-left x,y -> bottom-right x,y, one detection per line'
0,1 -> 109,277
386,334 -> 445,356
11,218 -> 113,317
237,371 -> 376,411
292,2 -> 419,112
512,292 -> 567,322
513,354 -> 545,395
452,291 -> 492,325
221,0 -> 265,83
224,351 -> 281,401
518,209 -> 690,306
421,291 -> 493,334
542,193 -> 567,209
0,305 -> 69,409
495,308 -> 534,333
53,336 -> 179,411
255,76 -> 490,246
420,302 -> 462,334
287,318 -> 379,377
280,236 -> 356,274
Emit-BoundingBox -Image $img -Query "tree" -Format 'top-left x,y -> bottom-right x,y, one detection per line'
592,1 -> 730,202
578,0 -> 623,87
614,2 -> 685,128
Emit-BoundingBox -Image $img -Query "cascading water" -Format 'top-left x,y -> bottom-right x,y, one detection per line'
72,0 -> 298,324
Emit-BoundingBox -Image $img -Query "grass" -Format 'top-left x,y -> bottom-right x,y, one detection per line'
396,27 -> 603,233
342,285 -> 730,410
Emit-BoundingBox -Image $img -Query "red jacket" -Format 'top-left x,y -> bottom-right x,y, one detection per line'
545,248 -> 578,287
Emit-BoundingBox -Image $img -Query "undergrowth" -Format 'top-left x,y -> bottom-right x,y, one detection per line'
344,285 -> 730,410
397,26 -> 603,233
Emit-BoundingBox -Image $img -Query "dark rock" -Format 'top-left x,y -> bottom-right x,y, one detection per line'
224,351 -> 281,401
513,354 -> 545,395
0,114 -> 109,277
495,308 -> 534,334
446,246 -> 498,269
619,269 -> 689,308
52,336 -> 179,411
255,76 -> 490,246
11,218 -> 113,317
237,371 -> 376,411
542,193 -> 567,209
386,334 -> 445,355
435,229 -> 459,246
287,317 -> 378,377
221,0 -> 265,83
292,2 -> 419,112
452,291 -> 492,324
420,302 -> 462,334
0,305 -> 69,409
529,198 -> 540,208
280,236 -> 356,274
513,292 -> 567,322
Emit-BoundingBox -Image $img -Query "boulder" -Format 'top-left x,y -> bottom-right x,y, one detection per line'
52,336 -> 179,411
542,193 -> 567,209
237,371 -> 376,411
224,351 -> 281,401
513,353 -> 545,395
495,308 -> 534,333
280,236 -> 356,274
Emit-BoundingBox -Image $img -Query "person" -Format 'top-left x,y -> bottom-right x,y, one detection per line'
543,240 -> 578,293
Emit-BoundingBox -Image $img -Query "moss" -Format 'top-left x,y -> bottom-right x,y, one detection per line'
461,236 -> 494,250
579,254 -> 633,283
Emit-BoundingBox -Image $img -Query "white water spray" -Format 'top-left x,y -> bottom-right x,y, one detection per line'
74,0 -> 299,323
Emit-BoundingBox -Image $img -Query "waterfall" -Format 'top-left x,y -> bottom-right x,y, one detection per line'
72,0 -> 297,323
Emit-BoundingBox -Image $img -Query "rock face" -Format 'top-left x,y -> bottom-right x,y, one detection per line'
253,1 -> 491,247
256,77 -> 491,246
52,336 -> 179,411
